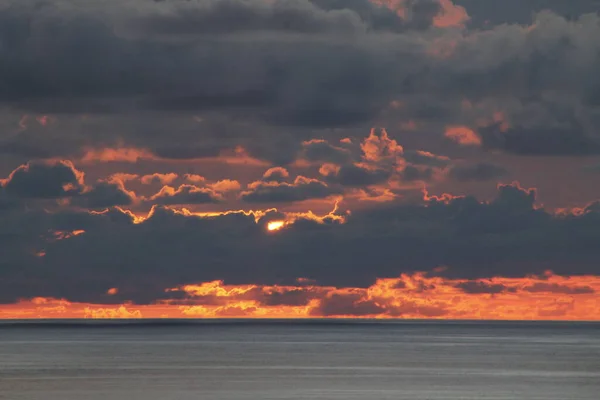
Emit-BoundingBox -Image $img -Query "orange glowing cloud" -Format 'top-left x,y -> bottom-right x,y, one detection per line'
80,146 -> 269,167
209,179 -> 242,193
370,0 -> 469,28
262,167 -> 290,182
119,196 -> 345,230
50,229 -> 86,241
183,174 -> 206,184
348,186 -> 398,203
147,184 -> 223,204
2,273 -> 598,320
433,0 -> 469,28
361,128 -> 404,163
140,173 -> 178,185
81,147 -> 155,164
444,125 -> 482,146
84,306 -> 142,319
370,0 -> 407,18
17,114 -> 53,130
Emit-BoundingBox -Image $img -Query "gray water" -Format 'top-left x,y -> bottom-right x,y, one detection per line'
0,320 -> 599,400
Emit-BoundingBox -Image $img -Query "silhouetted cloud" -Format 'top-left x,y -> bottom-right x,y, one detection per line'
1,160 -> 84,199
77,180 -> 136,209
1,182 -> 600,304
456,281 -> 515,294
523,282 -> 595,295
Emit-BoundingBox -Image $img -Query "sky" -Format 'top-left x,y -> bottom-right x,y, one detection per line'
1,0 -> 600,320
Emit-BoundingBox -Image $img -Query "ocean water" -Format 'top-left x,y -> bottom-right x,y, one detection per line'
0,320 -> 598,400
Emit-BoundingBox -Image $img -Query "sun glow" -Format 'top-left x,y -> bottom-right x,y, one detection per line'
267,220 -> 285,231
3,273 -> 599,320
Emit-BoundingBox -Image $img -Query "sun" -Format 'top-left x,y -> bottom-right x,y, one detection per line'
267,221 -> 285,231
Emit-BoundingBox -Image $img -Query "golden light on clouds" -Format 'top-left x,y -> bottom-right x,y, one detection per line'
444,125 -> 482,146
2,273 -> 598,321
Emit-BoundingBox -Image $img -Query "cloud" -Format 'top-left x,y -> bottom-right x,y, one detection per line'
109,173 -> 139,183
311,292 -> 385,316
523,282 -> 595,295
456,281 -> 515,294
134,0 -> 368,36
0,1 -> 598,159
5,273 -> 599,319
2,182 -> 600,304
320,163 -> 392,186
479,122 -> 600,155
76,179 -> 136,209
314,129 -> 447,186
0,0 -> 404,127
241,176 -> 342,203
148,185 -> 223,205
444,126 -> 481,146
1,160 -> 84,199
448,162 -> 508,182
262,167 -> 290,182
360,128 -> 404,165
140,173 -> 178,185
403,150 -> 450,168
183,174 -> 206,184
455,0 -> 600,27
80,148 -> 155,164
301,139 -> 354,164
210,179 -> 242,193
401,165 -> 434,181
2,1 -> 600,311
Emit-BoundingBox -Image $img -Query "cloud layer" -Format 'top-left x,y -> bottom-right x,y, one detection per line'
1,1 -> 599,318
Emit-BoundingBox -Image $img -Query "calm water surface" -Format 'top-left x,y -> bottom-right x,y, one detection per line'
0,320 -> 598,400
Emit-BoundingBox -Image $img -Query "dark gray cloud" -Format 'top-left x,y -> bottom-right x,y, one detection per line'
310,0 -> 443,31
0,0 -> 405,126
134,0 -> 366,36
321,163 -> 392,187
1,182 -> 600,303
0,0 -> 598,159
455,0 -> 600,27
481,125 -> 600,156
1,160 -> 84,199
0,160 -> 137,209
523,282 -> 595,295
134,0 -> 451,38
77,180 -> 136,209
456,281 -> 515,294
449,162 -> 508,182
401,165 -> 433,181
301,139 -> 354,164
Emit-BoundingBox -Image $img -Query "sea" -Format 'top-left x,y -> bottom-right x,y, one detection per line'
0,320 -> 598,400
